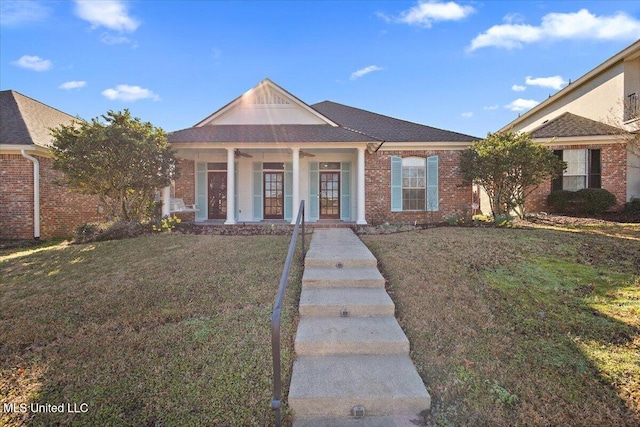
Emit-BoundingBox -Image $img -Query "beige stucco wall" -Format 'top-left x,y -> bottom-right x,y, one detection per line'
514,62 -> 625,133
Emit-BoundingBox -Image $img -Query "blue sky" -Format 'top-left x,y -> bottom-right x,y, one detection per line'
1,1 -> 639,138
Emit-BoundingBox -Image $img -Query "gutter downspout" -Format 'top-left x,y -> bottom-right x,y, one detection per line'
20,150 -> 40,239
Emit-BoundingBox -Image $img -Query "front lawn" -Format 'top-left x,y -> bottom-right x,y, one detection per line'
1,234 -> 301,426
2,223 -> 638,427
362,225 -> 639,426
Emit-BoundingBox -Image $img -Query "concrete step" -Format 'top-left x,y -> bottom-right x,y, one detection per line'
288,355 -> 431,418
295,316 -> 409,356
299,288 -> 394,317
302,267 -> 385,289
293,414 -> 426,427
305,237 -> 377,268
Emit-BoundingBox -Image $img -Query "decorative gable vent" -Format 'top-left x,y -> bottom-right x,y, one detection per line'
252,89 -> 290,105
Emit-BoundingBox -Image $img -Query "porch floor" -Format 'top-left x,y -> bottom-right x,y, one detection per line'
193,219 -> 356,228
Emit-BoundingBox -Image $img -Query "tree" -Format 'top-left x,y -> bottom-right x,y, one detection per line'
51,110 -> 179,220
609,97 -> 640,159
460,131 -> 565,219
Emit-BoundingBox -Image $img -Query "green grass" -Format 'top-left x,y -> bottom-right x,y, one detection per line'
362,226 -> 639,426
2,224 -> 638,426
1,234 -> 302,427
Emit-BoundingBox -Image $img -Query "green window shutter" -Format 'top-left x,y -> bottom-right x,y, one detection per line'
341,162 -> 351,221
252,162 -> 263,221
234,162 -> 239,221
195,162 -> 207,221
426,155 -> 439,211
390,156 -> 403,212
284,162 -> 293,221
309,162 -> 319,221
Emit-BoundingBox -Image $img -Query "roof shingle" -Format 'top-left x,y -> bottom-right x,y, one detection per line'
168,124 -> 378,143
0,90 -> 76,147
530,112 -> 622,139
168,97 -> 478,144
311,101 -> 478,143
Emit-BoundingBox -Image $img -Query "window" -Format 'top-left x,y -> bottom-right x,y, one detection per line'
552,149 -> 601,191
402,158 -> 426,210
391,156 -> 439,212
626,93 -> 638,121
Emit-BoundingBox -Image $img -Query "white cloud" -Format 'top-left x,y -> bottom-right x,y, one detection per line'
378,1 -> 475,28
0,0 -> 51,26
74,0 -> 140,32
12,55 -> 52,71
350,65 -> 383,80
503,13 -> 525,25
512,84 -> 526,92
59,81 -> 87,90
505,98 -> 539,112
102,85 -> 159,102
469,9 -> 640,51
461,112 -> 474,118
525,75 -> 567,90
483,105 -> 499,111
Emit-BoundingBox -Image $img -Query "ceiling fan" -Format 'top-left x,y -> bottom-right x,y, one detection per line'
299,150 -> 315,157
234,149 -> 253,158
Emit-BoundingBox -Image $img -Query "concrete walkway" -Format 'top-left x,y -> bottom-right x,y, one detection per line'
289,228 -> 430,426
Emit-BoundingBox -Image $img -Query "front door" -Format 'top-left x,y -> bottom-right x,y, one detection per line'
320,171 -> 340,219
264,172 -> 284,219
208,172 -> 227,219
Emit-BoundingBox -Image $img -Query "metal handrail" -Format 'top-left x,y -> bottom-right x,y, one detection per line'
271,200 -> 306,427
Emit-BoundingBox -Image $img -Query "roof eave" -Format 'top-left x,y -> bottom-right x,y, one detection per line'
531,134 -> 622,144
379,140 -> 474,150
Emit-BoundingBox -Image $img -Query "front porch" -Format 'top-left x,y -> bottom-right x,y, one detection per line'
162,145 -> 369,225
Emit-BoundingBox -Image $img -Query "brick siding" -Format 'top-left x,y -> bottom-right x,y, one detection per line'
173,159 -> 196,221
526,143 -> 627,212
365,150 -> 473,224
1,154 -> 104,239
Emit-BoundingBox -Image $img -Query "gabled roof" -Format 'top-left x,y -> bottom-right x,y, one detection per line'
0,90 -> 76,147
194,78 -> 338,127
168,80 -> 478,145
312,101 -> 478,143
530,112 -> 622,139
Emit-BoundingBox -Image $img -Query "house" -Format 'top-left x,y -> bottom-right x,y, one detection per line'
165,79 -> 478,225
0,90 -> 104,239
500,39 -> 640,212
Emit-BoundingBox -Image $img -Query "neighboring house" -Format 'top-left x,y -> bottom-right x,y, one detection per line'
0,90 -> 103,239
165,78 -> 478,225
500,39 -> 640,212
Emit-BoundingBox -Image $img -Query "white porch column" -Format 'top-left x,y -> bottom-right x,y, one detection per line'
357,147 -> 367,224
161,186 -> 171,217
291,147 -> 300,224
225,148 -> 236,224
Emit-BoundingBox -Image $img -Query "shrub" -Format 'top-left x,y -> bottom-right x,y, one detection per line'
547,190 -> 575,213
624,198 -> 640,214
574,188 -> 617,214
74,220 -> 149,243
548,188 -> 616,214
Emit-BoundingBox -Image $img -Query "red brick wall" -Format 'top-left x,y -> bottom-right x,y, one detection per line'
526,143 -> 627,212
173,159 -> 196,221
365,150 -> 473,224
1,155 -> 34,239
1,154 -> 104,239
